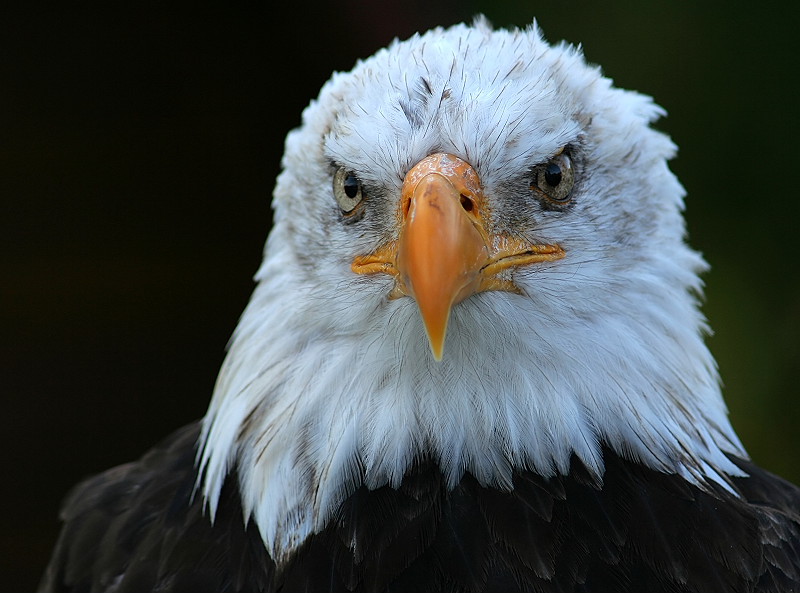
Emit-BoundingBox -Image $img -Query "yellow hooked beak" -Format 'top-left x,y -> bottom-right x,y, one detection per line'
352,153 -> 564,360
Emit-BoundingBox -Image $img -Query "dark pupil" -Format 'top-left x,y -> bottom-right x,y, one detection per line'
343,175 -> 360,199
544,163 -> 562,187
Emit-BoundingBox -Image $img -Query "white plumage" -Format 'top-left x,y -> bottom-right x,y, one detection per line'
199,19 -> 744,560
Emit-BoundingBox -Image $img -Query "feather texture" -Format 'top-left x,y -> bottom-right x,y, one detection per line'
198,19 -> 744,558
40,422 -> 800,592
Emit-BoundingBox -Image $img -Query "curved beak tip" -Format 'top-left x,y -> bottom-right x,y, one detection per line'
427,330 -> 446,362
415,300 -> 450,361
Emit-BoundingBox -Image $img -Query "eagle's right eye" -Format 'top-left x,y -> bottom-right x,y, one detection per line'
333,168 -> 365,215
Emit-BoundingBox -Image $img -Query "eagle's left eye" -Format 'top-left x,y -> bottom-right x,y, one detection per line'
530,151 -> 575,205
333,168 -> 365,215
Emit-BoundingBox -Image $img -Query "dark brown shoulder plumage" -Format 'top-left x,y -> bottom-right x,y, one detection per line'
37,422 -> 274,593
39,423 -> 800,592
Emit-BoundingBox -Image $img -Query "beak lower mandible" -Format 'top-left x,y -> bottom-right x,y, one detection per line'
396,154 -> 489,361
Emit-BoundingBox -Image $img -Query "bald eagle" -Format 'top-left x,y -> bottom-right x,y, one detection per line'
39,19 -> 800,593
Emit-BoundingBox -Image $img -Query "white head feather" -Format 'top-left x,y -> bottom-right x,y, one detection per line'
197,19 -> 746,561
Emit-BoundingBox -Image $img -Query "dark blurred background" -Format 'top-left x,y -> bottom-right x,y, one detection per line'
2,2 -> 798,589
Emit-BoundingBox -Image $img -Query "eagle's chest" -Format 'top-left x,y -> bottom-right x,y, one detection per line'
248,451 -> 763,592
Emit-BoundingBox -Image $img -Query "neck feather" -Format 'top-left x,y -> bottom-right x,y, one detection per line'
197,239 -> 745,561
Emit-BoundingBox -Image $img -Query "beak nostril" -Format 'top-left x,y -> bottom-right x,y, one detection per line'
460,195 -> 474,212
402,196 -> 412,218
